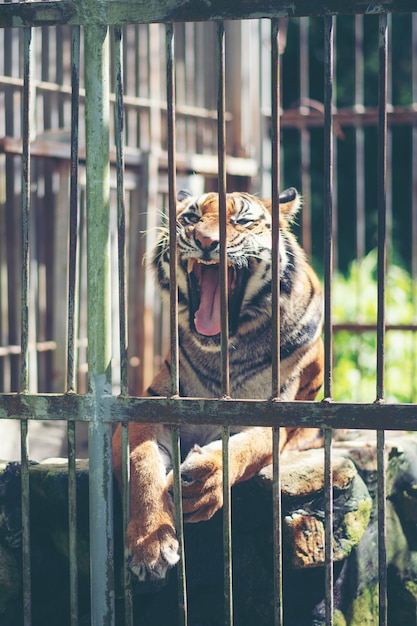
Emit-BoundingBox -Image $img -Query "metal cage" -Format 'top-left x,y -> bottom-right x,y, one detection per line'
0,1 -> 417,625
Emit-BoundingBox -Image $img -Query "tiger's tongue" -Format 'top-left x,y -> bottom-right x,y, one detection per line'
194,265 -> 221,336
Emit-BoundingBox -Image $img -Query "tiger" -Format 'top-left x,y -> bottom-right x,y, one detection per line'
113,187 -> 324,581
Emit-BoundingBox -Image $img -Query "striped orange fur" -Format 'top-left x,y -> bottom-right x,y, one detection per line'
113,187 -> 324,580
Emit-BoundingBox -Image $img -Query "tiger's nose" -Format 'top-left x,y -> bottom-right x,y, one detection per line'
194,224 -> 219,250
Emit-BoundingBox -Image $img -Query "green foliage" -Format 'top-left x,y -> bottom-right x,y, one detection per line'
332,250 -> 417,403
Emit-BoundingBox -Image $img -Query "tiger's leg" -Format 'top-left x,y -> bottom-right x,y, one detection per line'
167,426 -> 274,523
113,359 -> 180,580
169,340 -> 325,522
113,421 -> 179,579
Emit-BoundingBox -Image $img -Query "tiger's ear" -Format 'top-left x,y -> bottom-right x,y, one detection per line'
177,189 -> 193,202
262,187 -> 301,223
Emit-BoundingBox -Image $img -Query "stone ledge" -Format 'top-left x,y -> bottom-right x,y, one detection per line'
0,432 -> 416,625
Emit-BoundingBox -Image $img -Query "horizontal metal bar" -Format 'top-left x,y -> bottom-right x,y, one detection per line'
1,394 -> 417,430
0,0 -> 416,29
333,323 -> 417,332
269,106 -> 417,128
106,397 -> 417,430
0,393 -> 91,420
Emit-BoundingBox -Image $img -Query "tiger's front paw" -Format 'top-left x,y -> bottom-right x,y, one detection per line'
168,445 -> 224,523
126,516 -> 179,581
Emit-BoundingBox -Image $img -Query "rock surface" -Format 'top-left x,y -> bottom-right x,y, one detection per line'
0,432 -> 416,625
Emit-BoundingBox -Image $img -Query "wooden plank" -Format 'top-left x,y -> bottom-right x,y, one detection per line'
0,136 -> 258,176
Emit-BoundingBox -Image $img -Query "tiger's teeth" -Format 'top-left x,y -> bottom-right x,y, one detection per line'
196,259 -> 219,265
187,258 -> 234,271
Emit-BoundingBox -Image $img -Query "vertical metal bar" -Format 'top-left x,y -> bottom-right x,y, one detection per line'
114,26 -> 128,399
272,428 -> 282,626
323,15 -> 334,404
120,424 -> 132,624
67,417 -> 78,626
299,18 -> 312,257
166,23 -> 188,626
377,428 -> 387,626
324,427 -> 333,626
385,14 -> 393,267
258,19 -> 271,198
67,26 -> 80,394
21,25 -> 32,626
113,25 -> 134,626
217,20 -> 233,626
271,18 -> 283,626
353,15 -> 367,400
84,20 -> 115,626
271,18 -> 280,401
377,13 -> 388,626
67,25 -> 81,626
167,24 -> 179,398
355,15 -> 366,263
4,0 -> 19,392
21,38 -> 31,393
412,14 -> 417,403
323,14 -> 334,626
217,21 -> 230,400
376,19 -> 388,405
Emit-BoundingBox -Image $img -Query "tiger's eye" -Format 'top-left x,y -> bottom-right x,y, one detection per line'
180,212 -> 200,225
236,218 -> 254,227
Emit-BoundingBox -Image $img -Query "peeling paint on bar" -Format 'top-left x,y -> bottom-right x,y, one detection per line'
0,0 -> 416,29
84,12 -> 115,624
0,393 -> 417,430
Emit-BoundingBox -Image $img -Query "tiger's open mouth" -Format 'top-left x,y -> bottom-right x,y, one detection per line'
186,259 -> 249,336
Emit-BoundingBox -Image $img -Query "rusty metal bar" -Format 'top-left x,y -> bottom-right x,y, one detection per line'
1,389 -> 417,429
412,13 -> 417,403
271,18 -> 280,400
114,26 -> 128,398
21,36 -> 30,393
67,416 -> 78,626
333,323 -> 417,332
2,391 -> 417,427
324,426 -> 334,626
21,24 -> 32,626
171,422 -> 187,625
217,20 -> 230,399
217,19 -> 233,626
354,14 -> 365,263
376,12 -> 388,396
166,22 -> 188,626
167,23 -> 179,399
120,423 -> 132,624
377,429 -> 387,626
67,25 -> 81,626
0,0 -> 416,29
113,24 -> 134,626
67,26 -> 80,393
270,17 -> 283,626
377,13 -> 388,626
323,14 -> 334,625
323,15 -> 334,403
272,425 -> 282,626
299,17 -> 312,256
4,15 -> 19,392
